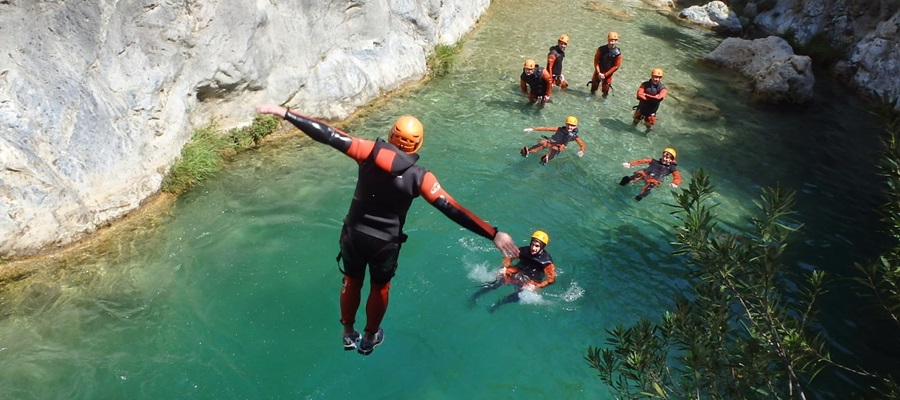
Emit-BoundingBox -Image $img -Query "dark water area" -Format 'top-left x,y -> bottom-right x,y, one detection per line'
1,0 -> 896,399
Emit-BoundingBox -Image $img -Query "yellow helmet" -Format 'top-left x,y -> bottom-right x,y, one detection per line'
565,116 -> 578,126
523,59 -> 536,69
531,230 -> 550,246
607,32 -> 619,41
651,68 -> 664,78
389,116 -> 424,154
663,148 -> 677,159
558,34 -> 570,44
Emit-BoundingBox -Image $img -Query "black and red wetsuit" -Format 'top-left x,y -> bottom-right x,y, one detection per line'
284,112 -> 501,333
547,45 -> 566,85
519,65 -> 553,103
523,125 -> 586,163
623,157 -> 683,199
633,80 -> 667,128
285,112 -> 498,244
468,243 -> 556,311
591,45 -> 622,95
505,245 -> 556,288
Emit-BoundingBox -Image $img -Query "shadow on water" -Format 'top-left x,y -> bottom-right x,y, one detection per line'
601,117 -> 651,138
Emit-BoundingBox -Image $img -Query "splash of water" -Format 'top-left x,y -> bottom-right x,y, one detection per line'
465,260 -> 500,283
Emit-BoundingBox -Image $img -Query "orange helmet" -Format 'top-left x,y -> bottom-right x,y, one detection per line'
607,32 -> 619,41
558,34 -> 570,44
663,148 -> 677,159
523,59 -> 536,69
651,68 -> 664,78
565,116 -> 578,126
389,116 -> 424,154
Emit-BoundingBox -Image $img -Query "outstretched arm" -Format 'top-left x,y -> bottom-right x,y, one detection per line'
256,105 -> 374,162
623,158 -> 653,168
418,171 -> 518,256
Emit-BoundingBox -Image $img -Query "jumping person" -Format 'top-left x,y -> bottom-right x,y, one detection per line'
619,147 -> 682,201
590,32 -> 622,98
547,34 -> 569,90
469,230 -> 556,313
632,68 -> 667,132
520,116 -> 586,164
256,105 -> 518,355
520,59 -> 554,105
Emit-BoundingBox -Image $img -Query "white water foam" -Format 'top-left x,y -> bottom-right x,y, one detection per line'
465,260 -> 501,283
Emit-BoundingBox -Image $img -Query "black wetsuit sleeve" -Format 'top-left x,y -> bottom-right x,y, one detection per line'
284,112 -> 353,153
419,171 -> 498,240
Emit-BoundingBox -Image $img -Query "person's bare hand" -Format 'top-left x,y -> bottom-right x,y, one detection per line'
493,232 -> 518,258
256,104 -> 287,117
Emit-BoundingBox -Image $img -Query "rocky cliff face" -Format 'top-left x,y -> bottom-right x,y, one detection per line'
747,0 -> 899,102
0,0 -> 488,258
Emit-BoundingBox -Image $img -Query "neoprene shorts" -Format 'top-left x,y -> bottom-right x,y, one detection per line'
338,226 -> 400,284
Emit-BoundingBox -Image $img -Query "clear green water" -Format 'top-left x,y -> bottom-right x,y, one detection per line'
0,0 -> 888,399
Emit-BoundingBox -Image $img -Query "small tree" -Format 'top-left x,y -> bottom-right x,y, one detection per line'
587,170 -> 832,399
852,93 -> 900,397
588,95 -> 900,399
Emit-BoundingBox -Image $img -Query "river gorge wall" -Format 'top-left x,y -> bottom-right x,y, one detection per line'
746,0 -> 899,100
0,0 -> 488,259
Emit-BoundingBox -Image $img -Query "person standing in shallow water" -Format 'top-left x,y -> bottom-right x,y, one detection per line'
590,31 -> 622,98
256,105 -> 519,356
547,34 -> 569,91
520,59 -> 554,105
633,68 -> 668,132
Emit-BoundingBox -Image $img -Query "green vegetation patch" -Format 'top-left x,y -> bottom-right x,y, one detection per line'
162,115 -> 279,194
427,41 -> 465,78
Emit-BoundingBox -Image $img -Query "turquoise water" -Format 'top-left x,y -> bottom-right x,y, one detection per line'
0,0 -> 888,398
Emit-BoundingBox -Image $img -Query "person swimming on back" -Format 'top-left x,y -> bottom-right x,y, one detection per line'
520,116 -> 586,165
619,147 -> 682,201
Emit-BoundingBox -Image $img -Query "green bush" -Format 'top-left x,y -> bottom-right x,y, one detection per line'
426,41 -> 465,78
162,115 -> 279,194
